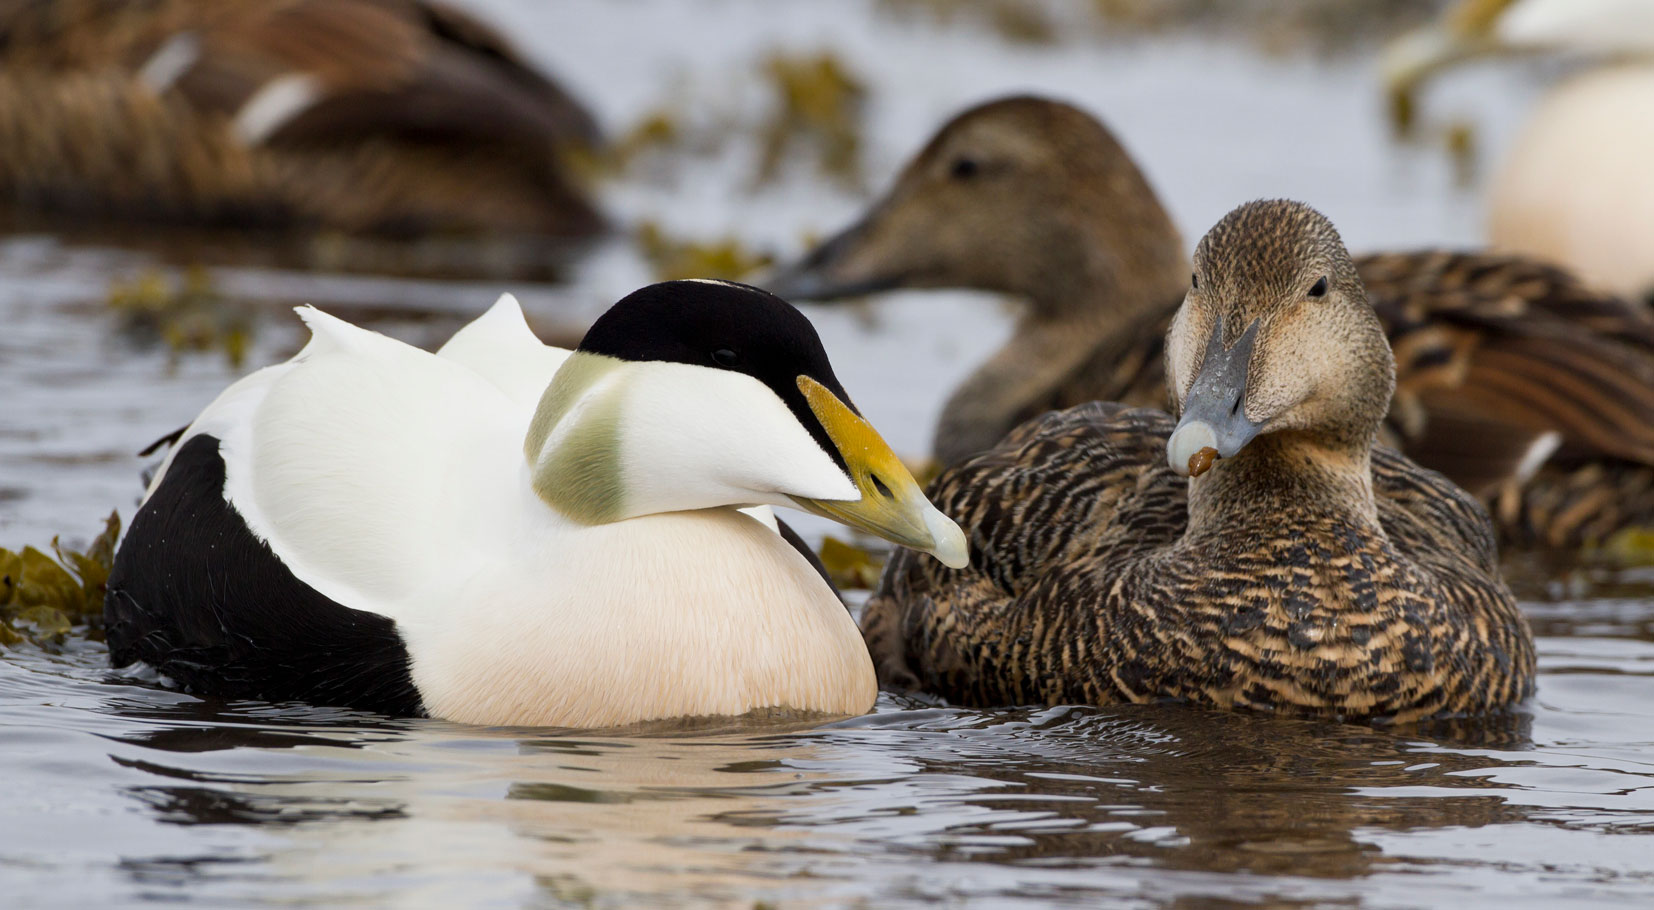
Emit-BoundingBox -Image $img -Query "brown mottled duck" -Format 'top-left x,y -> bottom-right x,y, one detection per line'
768,96 -> 1654,549
0,0 -> 604,239
862,199 -> 1536,722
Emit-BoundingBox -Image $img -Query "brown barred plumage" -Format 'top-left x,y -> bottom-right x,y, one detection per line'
0,0 -> 603,240
863,201 -> 1536,721
770,96 -> 1654,549
864,405 -> 1534,720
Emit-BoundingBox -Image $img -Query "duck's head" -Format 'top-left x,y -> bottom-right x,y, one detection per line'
767,96 -> 1185,316
524,279 -> 968,568
1166,201 -> 1395,477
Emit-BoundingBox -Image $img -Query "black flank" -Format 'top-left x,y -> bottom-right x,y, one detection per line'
104,434 -> 425,717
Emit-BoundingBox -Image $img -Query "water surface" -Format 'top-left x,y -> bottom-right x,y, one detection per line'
4,2 -> 1652,907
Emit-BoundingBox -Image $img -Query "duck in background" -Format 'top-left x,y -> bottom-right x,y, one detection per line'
1385,0 -> 1654,300
0,0 -> 603,244
862,200 -> 1535,722
768,95 -> 1654,549
105,280 -> 967,728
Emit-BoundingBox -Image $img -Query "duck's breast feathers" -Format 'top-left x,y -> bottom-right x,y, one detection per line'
400,507 -> 871,728
915,402 -> 1187,589
867,400 -> 1529,716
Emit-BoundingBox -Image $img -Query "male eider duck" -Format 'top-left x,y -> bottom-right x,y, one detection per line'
768,95 -> 1654,548
0,0 -> 603,241
862,200 -> 1536,722
104,280 -> 967,727
1385,0 -> 1654,300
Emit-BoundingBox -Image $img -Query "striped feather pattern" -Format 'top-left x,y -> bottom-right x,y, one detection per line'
0,0 -> 603,238
863,403 -> 1536,721
1017,251 -> 1654,548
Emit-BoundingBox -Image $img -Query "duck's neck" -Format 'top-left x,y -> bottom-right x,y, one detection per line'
1021,191 -> 1189,326
1186,431 -> 1382,538
935,307 -> 1117,462
935,197 -> 1189,464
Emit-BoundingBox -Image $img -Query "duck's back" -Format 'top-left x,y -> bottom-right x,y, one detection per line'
0,0 -> 603,237
865,402 -> 1535,721
104,306 -> 528,711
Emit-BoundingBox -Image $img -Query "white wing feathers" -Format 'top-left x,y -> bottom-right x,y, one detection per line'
143,295 -> 791,619
437,293 -> 573,409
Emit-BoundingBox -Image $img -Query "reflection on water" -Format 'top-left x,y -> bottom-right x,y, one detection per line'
5,0 -> 1654,906
2,627 -> 1651,908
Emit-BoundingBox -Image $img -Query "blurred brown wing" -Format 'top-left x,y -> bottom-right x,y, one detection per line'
0,0 -> 600,149
1361,250 -> 1654,495
415,1 -> 600,144
166,0 -> 599,151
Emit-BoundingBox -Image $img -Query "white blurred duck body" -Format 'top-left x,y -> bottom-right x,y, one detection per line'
107,283 -> 965,727
1389,0 -> 1654,298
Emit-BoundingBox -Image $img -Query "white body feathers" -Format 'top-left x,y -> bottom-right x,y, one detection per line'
1485,0 -> 1654,297
147,295 -> 875,727
1487,65 -> 1654,298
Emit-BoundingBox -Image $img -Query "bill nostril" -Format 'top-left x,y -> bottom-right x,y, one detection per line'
871,473 -> 894,498
1229,394 -> 1243,417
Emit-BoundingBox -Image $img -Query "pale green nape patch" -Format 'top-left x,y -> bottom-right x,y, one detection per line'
525,353 -> 630,524
524,352 -> 620,458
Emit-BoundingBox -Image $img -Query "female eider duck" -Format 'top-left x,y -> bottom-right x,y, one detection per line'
0,0 -> 603,242
862,201 -> 1535,722
768,95 -> 1654,549
104,280 -> 967,727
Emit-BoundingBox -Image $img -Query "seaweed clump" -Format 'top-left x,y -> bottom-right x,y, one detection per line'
635,221 -> 775,282
106,266 -> 253,369
818,536 -> 885,590
1592,527 -> 1654,568
0,512 -> 119,649
602,49 -> 872,192
755,52 -> 868,190
878,0 -> 1058,43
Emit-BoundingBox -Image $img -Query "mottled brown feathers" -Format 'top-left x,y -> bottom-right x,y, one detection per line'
0,0 -> 603,238
862,403 -> 1536,721
864,199 -> 1535,721
779,96 -> 1654,547
979,247 -> 1654,548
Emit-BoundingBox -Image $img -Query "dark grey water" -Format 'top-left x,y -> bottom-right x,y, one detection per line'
5,2 -> 1652,907
3,617 -> 1652,908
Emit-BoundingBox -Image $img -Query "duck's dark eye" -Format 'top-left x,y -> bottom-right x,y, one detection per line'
1191,273 -> 1199,290
1308,276 -> 1329,298
950,157 -> 979,180
711,348 -> 740,368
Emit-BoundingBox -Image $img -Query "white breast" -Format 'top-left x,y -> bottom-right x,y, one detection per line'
1488,65 -> 1654,298
396,508 -> 876,727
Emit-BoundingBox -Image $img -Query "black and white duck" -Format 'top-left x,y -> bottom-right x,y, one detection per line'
105,280 -> 967,727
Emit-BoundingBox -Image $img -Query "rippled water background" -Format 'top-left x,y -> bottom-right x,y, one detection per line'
4,2 -> 1653,907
